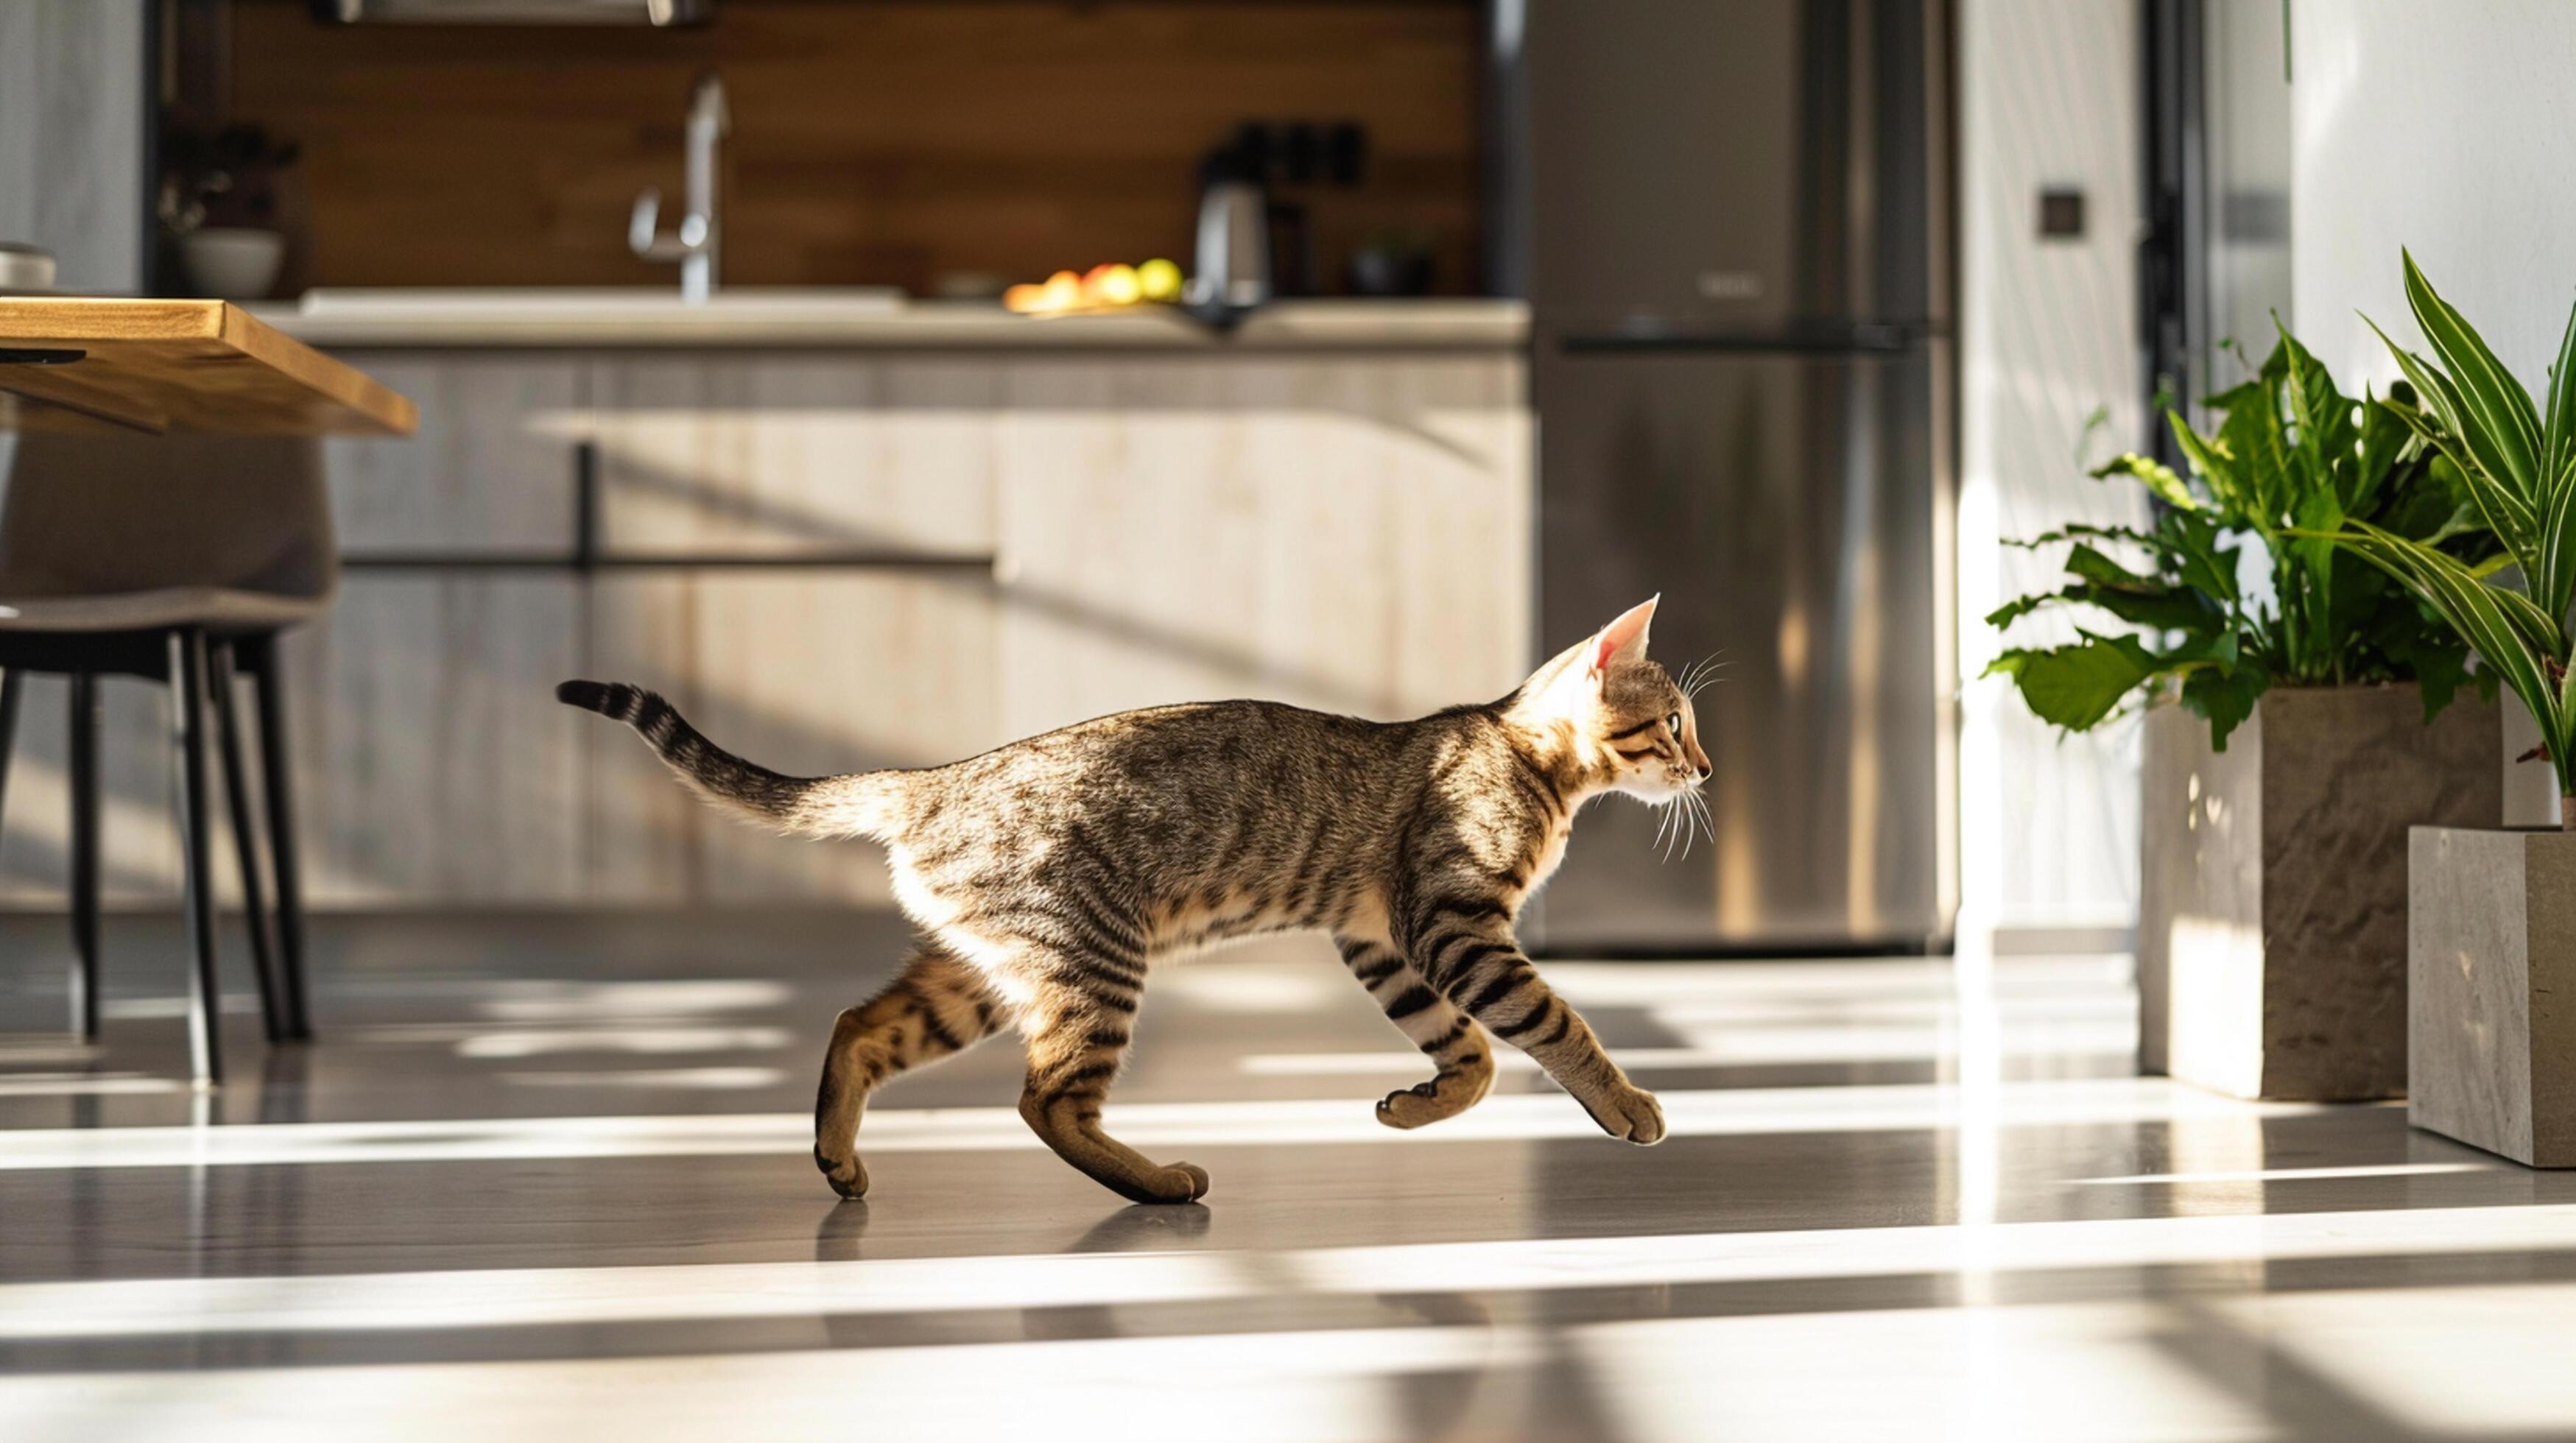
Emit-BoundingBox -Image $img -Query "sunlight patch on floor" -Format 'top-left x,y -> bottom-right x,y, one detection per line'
14,1202 -> 2576,1341
0,1078 -> 2331,1171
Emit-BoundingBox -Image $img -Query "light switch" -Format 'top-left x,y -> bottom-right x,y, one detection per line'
2038,188 -> 2086,240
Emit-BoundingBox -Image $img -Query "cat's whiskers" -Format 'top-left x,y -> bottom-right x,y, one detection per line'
1683,788 -> 1712,861
1683,661 -> 1728,705
1659,793 -> 1691,863
1678,652 -> 1729,702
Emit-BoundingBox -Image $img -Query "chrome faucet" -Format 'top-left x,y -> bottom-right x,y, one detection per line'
629,71 -> 729,303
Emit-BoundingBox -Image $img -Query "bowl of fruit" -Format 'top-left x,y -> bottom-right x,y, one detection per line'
1003,258 -> 1184,317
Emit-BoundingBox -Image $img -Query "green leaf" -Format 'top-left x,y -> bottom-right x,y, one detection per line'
2535,296 -> 2576,618
2544,293 -> 2576,489
2158,509 -> 2239,604
2062,543 -> 2158,591
2158,627 -> 2241,671
2234,348 -> 2304,526
1984,593 -> 2055,629
2078,583 -> 2228,634
2276,320 -> 2343,506
1987,632 -> 2161,733
2351,382 -> 2413,517
2088,451 -> 2198,511
2005,521 -> 2165,551
2368,317 -> 2538,550
2556,656 -> 2576,800
2169,413 -> 2256,522
2404,249 -> 2544,500
2287,487 -> 2346,674
2399,255 -> 2576,623
2181,658 -> 2268,752
2401,629 -> 2472,719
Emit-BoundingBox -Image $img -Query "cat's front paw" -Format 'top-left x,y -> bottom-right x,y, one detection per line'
814,1143 -> 869,1199
1580,1084 -> 1666,1146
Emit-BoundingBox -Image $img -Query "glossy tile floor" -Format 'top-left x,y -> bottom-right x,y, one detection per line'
3,911 -> 2575,1442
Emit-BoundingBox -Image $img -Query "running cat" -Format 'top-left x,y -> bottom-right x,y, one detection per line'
557,595 -> 1711,1204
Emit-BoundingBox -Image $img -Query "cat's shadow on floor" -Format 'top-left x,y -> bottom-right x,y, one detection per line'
810,1196 -> 1211,1265
1015,1202 -> 1213,1343
811,1198 -> 1211,1346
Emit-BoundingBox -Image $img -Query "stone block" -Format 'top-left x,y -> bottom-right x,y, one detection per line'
2139,684 -> 2499,1100
2408,826 -> 2576,1167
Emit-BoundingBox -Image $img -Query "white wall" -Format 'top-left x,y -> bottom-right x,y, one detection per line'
1957,0 -> 2146,948
2291,0 -> 2573,825
0,0 -> 149,293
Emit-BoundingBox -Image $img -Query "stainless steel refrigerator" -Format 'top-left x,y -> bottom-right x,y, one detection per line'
1499,0 -> 1957,953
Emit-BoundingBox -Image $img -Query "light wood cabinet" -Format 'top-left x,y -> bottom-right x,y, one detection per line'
578,355 -> 1004,903
294,358 -> 591,905
322,353 -> 585,554
585,571 -> 1002,906
590,356 -> 999,560
284,575 -> 588,905
993,353 -> 1532,736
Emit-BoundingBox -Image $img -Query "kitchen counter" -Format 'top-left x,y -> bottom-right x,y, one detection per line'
248,291 -> 1530,351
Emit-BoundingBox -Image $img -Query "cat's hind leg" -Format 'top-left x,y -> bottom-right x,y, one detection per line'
1013,954 -> 1210,1204
1335,936 -> 1494,1129
813,942 -> 1004,1199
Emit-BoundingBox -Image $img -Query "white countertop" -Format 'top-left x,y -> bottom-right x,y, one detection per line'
249,289 -> 1530,351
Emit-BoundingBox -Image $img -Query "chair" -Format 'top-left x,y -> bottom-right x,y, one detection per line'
0,431 -> 332,1084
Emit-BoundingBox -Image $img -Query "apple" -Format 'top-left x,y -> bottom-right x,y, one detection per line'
1136,257 -> 1183,303
1089,263 -> 1142,307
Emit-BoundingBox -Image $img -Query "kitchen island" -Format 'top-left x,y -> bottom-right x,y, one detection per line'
0,297 -> 1529,911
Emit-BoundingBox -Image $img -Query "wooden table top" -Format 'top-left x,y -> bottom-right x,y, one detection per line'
0,297 -> 416,437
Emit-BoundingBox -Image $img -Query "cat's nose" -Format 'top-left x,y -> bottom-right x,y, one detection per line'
1694,765 -> 1711,783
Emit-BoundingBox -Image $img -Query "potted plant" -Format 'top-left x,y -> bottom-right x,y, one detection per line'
2314,253 -> 2576,1165
1991,326 -> 2501,1101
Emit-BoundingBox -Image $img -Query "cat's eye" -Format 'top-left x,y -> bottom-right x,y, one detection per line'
1666,712 -> 1683,736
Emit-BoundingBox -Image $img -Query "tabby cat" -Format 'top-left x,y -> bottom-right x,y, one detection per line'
558,596 -> 1711,1204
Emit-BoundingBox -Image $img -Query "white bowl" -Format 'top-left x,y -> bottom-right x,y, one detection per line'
184,228 -> 286,300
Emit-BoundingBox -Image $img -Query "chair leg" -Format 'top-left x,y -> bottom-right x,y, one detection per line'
0,668 -> 20,819
167,631 -> 222,1087
209,642 -> 288,1045
0,671 -> 35,1029
68,673 -> 101,1041
248,638 -> 312,1041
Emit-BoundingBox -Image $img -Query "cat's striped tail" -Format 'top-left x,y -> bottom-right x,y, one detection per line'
555,680 -> 894,839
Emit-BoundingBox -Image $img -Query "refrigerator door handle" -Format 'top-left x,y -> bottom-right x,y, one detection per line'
1556,320 -> 1933,356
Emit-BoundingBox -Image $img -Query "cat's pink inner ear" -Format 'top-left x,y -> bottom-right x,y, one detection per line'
1588,595 -> 1660,675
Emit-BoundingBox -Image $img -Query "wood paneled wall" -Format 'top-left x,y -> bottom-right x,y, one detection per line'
222,0 -> 1486,295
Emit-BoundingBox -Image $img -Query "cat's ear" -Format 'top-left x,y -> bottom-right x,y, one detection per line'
1588,595 -> 1659,676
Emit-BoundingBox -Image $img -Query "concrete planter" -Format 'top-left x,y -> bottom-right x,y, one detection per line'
2138,683 -> 2499,1100
2407,827 -> 2576,1167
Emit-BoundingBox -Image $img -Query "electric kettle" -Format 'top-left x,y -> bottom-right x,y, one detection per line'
1185,170 -> 1270,324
